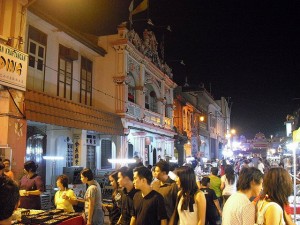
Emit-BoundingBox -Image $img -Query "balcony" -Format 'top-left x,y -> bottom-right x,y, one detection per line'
124,102 -> 173,129
126,101 -> 141,118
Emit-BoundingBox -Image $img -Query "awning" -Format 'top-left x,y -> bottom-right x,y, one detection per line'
25,90 -> 123,135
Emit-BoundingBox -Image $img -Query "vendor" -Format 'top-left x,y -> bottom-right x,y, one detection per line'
19,161 -> 44,209
54,174 -> 78,212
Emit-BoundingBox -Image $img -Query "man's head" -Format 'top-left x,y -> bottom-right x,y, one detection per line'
3,159 -> 10,172
201,177 -> 210,187
210,167 -> 218,176
0,176 -> 20,221
237,167 -> 263,197
154,160 -> 169,180
133,166 -> 152,190
118,166 -> 134,188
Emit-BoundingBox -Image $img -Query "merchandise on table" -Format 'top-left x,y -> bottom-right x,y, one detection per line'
12,208 -> 81,225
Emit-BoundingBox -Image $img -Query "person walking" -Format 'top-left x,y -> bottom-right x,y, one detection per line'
200,177 -> 222,225
169,166 -> 206,225
80,168 -> 104,225
117,166 -> 139,225
255,167 -> 294,225
220,165 -> 237,205
131,166 -> 168,225
103,171 -> 122,225
222,167 -> 263,225
209,167 -> 222,207
152,160 -> 178,222
19,160 -> 44,209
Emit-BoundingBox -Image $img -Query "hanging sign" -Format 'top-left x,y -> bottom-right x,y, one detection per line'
0,43 -> 28,91
293,128 -> 300,143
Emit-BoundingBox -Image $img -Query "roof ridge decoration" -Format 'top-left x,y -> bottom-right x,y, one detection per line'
127,29 -> 173,79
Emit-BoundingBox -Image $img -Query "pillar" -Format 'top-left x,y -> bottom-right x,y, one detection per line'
0,88 -> 26,180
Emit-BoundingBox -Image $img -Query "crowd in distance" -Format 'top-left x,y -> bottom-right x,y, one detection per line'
0,156 -> 296,225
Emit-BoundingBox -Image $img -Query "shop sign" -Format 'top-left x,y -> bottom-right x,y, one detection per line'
0,43 -> 28,91
293,128 -> 300,143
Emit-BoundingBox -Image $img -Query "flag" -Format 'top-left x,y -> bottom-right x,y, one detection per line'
131,0 -> 148,15
129,0 -> 134,12
129,0 -> 134,25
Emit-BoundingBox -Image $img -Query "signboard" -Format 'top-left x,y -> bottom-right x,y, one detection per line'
0,43 -> 28,91
293,128 -> 300,143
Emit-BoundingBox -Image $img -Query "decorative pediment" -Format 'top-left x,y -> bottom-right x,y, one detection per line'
127,29 -> 173,78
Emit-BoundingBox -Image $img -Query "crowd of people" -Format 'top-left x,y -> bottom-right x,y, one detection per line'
0,156 -> 297,225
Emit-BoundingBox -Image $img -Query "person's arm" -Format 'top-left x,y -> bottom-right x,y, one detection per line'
87,196 -> 95,225
116,214 -> 122,225
196,191 -> 206,225
160,219 -> 167,225
213,199 -> 222,216
284,210 -> 296,225
24,189 -> 42,196
64,190 -> 78,205
220,178 -> 225,190
130,216 -> 136,225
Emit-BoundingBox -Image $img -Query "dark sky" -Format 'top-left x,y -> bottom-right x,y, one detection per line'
33,0 -> 300,139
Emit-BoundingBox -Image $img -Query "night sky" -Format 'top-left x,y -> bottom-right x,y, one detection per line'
32,0 -> 300,139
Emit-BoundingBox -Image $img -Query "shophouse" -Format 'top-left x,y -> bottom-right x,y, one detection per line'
97,25 -> 177,166
0,1 -> 124,185
174,85 -> 230,163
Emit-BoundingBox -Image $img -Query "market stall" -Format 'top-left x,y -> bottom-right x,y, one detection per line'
12,209 -> 84,225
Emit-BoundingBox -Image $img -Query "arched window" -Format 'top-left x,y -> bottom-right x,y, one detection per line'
145,85 -> 158,113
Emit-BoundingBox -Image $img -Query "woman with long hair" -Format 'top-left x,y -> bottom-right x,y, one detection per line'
103,171 -> 121,225
220,165 -> 237,204
80,168 -> 104,225
255,167 -> 294,225
169,166 -> 206,225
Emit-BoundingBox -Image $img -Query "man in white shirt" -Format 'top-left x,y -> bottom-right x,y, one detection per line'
222,167 -> 263,225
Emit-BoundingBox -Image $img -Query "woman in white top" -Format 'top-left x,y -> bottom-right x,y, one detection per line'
220,165 -> 237,204
255,167 -> 294,225
169,166 -> 206,225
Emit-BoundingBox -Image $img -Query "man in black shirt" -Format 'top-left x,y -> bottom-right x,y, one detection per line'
117,166 -> 139,225
152,160 -> 178,222
200,177 -> 222,225
131,166 -> 167,225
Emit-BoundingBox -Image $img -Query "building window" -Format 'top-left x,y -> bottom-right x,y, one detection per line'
127,75 -> 135,103
81,57 -> 92,105
101,140 -> 112,169
27,26 -> 47,91
145,89 -> 157,113
58,45 -> 73,100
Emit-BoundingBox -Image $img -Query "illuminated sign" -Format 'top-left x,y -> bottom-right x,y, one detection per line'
0,43 -> 28,91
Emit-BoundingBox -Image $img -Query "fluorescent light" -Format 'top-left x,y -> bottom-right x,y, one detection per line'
108,158 -> 136,164
43,156 -> 64,160
169,159 -> 178,163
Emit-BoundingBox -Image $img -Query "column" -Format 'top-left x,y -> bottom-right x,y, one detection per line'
132,132 -> 146,165
0,89 -> 26,179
